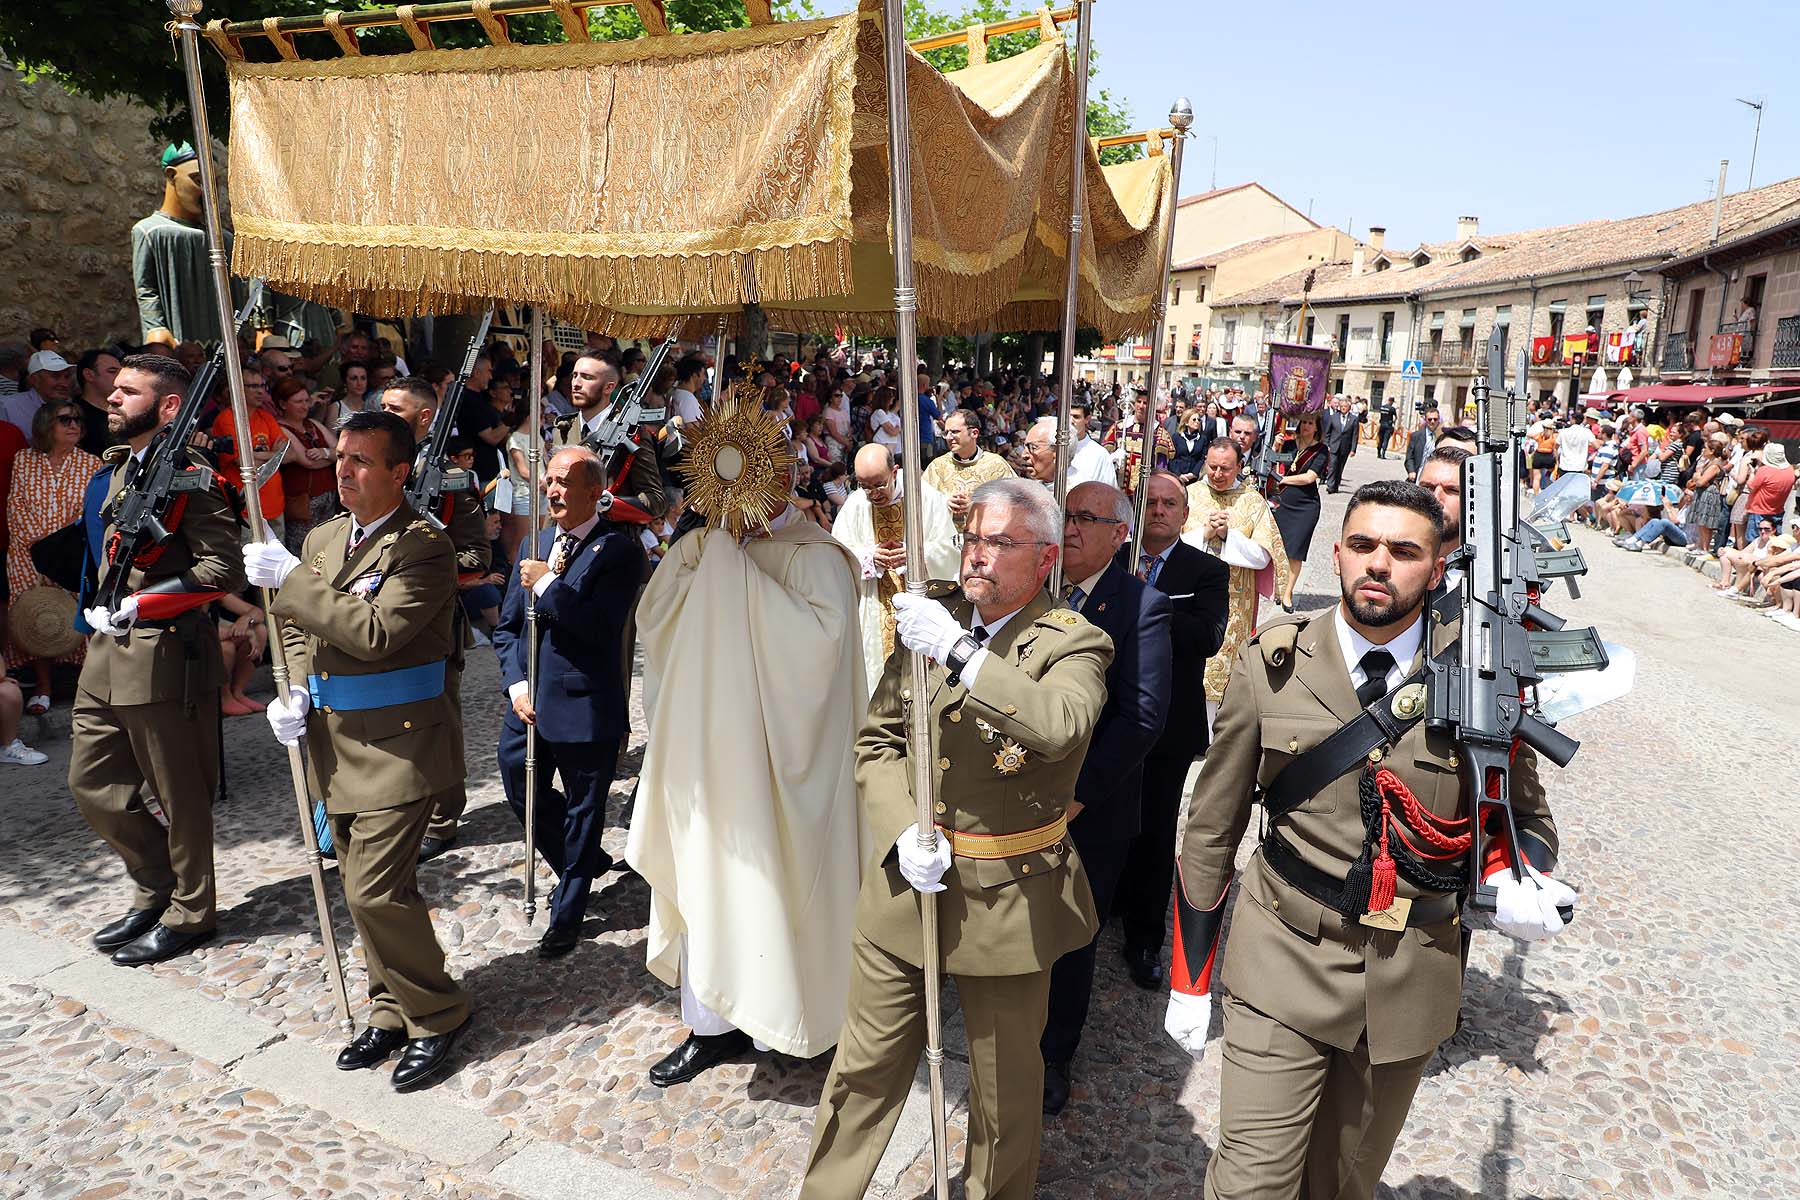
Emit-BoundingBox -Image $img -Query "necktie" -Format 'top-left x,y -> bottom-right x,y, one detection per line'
1355,649 -> 1395,709
348,524 -> 367,554
970,625 -> 990,645
549,532 -> 576,574
1136,551 -> 1157,584
1066,585 -> 1087,611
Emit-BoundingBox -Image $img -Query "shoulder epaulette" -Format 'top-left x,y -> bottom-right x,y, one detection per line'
1036,607 -> 1083,628
102,445 -> 132,467
925,580 -> 961,601
1252,612 -> 1307,666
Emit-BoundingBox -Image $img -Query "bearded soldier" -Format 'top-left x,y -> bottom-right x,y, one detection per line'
1165,481 -> 1574,1199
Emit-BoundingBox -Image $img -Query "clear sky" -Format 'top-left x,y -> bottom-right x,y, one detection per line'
1093,0 -> 1793,249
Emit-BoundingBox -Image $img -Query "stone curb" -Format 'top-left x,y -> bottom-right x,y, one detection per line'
0,921 -> 694,1193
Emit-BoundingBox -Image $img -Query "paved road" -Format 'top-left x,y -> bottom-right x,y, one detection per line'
3,446 -> 1796,1199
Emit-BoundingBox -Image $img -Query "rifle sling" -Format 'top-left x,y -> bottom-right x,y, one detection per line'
1260,665 -> 1430,823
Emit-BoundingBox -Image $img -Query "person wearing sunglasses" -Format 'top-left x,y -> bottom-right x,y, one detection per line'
7,401 -> 103,715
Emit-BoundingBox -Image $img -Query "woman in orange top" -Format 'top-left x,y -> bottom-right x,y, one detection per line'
5,400 -> 102,711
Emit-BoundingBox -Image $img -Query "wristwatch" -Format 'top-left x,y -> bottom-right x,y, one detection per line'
944,633 -> 983,686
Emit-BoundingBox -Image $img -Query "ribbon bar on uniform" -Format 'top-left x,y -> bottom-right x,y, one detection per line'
307,660 -> 445,712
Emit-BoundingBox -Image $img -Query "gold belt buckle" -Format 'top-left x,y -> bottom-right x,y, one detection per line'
1358,895 -> 1412,931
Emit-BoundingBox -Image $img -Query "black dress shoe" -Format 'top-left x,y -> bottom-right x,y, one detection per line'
93,908 -> 166,952
649,1030 -> 752,1087
1043,1059 -> 1072,1116
417,835 -> 455,863
1124,946 -> 1162,992
391,1022 -> 465,1092
538,923 -> 580,959
110,924 -> 214,967
336,1026 -> 407,1071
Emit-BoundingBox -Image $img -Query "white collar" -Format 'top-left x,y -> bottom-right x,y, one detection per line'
743,503 -> 798,542
351,502 -> 403,542
1333,604 -> 1424,691
1140,539 -> 1177,564
552,513 -> 602,544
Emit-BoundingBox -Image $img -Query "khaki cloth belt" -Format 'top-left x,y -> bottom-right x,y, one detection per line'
936,815 -> 1068,860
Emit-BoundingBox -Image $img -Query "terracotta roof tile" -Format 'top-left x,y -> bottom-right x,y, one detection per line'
1294,176 -> 1800,306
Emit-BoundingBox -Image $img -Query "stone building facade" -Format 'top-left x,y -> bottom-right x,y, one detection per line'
0,65 -> 160,350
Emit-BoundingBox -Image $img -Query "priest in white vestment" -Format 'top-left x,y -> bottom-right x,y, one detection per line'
832,444 -> 960,696
1182,438 -> 1290,737
628,407 -> 866,1086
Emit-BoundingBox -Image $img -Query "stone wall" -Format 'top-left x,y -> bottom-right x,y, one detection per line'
0,65 -> 160,351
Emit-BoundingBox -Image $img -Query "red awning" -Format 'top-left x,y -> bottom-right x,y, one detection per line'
1600,384 -> 1800,408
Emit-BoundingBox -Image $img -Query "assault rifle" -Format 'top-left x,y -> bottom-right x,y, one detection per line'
1247,406 -> 1296,498
405,308 -> 494,530
94,279 -> 264,613
1424,328 -> 1607,917
584,320 -> 684,480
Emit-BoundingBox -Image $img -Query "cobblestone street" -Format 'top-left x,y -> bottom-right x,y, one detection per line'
3,450 -> 1798,1199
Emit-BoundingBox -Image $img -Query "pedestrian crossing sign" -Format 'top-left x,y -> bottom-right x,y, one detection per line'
1401,359 -> 1423,379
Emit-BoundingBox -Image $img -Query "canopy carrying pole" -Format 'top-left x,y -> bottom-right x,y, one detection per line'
1128,98 -> 1193,563
523,306 -> 544,923
167,0 -> 354,1032
1048,0 -> 1094,597
879,0 -> 947,1195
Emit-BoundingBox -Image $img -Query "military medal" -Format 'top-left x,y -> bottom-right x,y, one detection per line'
992,740 -> 1028,775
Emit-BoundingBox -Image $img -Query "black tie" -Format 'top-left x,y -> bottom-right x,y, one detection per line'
970,625 -> 990,645
1355,649 -> 1395,709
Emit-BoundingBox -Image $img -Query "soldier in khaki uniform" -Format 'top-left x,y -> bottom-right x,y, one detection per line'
801,477 -> 1113,1200
1165,480 -> 1575,1199
248,410 -> 470,1092
72,354 -> 247,967
379,376 -> 492,858
552,352 -> 665,525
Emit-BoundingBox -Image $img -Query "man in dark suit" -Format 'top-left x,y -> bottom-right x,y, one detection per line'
1041,481 -> 1172,1114
495,446 -> 646,959
1404,403 -> 1442,482
1114,471 -> 1229,991
1321,395 -> 1360,493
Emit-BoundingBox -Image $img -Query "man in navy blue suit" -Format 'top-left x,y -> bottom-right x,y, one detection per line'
495,446 -> 645,959
1114,472 -> 1230,991
1040,481 -> 1172,1115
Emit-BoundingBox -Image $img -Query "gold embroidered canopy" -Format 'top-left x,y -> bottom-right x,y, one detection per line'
221,1 -> 1171,337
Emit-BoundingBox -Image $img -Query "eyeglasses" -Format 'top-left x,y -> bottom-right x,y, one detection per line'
954,533 -> 1051,553
1065,512 -> 1123,527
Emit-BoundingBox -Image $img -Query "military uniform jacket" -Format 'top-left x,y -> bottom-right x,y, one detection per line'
855,588 -> 1114,977
78,445 -> 246,706
1181,607 -> 1557,1063
273,504 -> 460,815
440,479 -> 490,665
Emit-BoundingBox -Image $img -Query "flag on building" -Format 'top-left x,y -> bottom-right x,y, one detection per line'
1532,336 -> 1555,365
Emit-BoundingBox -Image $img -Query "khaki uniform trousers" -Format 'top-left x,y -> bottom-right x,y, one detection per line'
331,795 -> 469,1037
424,655 -> 467,840
1205,995 -> 1431,1200
68,688 -> 220,932
801,932 -> 1051,1200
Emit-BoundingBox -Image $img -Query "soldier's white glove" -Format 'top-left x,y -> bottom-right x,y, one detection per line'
892,592 -> 963,664
894,823 -> 953,894
1485,863 -> 1576,942
83,595 -> 139,637
1164,990 -> 1213,1059
243,530 -> 300,588
265,684 -> 311,746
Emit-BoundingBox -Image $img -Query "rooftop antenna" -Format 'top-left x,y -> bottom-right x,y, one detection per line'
1736,97 -> 1765,189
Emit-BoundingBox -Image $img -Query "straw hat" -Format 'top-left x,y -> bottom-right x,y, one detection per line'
1764,442 -> 1790,469
9,585 -> 82,660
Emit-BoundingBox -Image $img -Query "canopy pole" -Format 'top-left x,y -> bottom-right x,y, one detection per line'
879,1 -> 947,1196
1048,0 -> 1093,597
1129,99 -> 1193,563
523,306 -> 544,924
167,0 -> 354,1033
